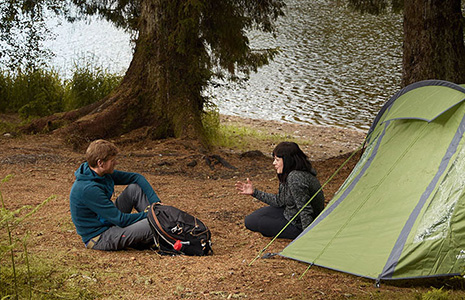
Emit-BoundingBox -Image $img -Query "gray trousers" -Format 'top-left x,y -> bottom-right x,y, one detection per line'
90,184 -> 155,251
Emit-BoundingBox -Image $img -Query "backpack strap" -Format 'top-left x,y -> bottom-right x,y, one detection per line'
150,204 -> 176,246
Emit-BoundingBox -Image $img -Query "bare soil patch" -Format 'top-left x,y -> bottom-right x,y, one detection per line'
1,115 -> 462,299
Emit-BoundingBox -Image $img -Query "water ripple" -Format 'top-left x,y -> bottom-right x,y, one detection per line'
209,0 -> 403,130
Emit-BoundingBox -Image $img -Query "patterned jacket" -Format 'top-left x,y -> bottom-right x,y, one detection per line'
252,170 -> 325,229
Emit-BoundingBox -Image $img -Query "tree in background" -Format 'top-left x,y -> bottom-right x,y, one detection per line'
348,0 -> 465,86
24,0 -> 285,148
0,0 -> 64,71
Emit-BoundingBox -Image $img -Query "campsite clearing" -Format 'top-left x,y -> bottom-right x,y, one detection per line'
2,113 -> 465,299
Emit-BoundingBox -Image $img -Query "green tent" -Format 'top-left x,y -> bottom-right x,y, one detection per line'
280,80 -> 465,283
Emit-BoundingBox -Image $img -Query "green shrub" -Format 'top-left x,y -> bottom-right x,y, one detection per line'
63,64 -> 122,111
0,71 -> 13,113
1,69 -> 64,118
0,62 -> 122,120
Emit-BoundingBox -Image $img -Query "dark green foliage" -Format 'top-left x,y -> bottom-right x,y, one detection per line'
0,72 -> 13,112
71,0 -> 141,31
348,0 -> 403,14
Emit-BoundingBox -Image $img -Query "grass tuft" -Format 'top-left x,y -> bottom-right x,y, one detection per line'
421,287 -> 449,300
202,105 -> 311,151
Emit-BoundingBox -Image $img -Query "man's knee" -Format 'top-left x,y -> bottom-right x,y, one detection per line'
118,184 -> 150,212
125,183 -> 142,194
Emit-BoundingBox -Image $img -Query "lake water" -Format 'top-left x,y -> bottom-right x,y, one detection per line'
43,0 -> 403,131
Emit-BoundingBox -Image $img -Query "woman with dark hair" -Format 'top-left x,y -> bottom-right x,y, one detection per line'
235,142 -> 325,239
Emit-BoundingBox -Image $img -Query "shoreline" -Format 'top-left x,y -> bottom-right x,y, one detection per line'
0,112 -> 367,160
220,114 -> 367,160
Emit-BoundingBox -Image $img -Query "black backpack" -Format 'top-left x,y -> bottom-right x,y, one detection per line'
147,203 -> 213,256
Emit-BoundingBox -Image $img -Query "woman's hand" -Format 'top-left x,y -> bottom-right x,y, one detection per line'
235,178 -> 254,195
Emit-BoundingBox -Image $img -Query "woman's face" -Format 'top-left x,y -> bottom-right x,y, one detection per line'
273,156 -> 284,174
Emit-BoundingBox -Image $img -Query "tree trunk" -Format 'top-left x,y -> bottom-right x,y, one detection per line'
38,0 -> 207,149
402,0 -> 465,86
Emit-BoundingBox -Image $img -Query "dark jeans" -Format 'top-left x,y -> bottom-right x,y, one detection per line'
90,184 -> 154,251
244,206 -> 302,239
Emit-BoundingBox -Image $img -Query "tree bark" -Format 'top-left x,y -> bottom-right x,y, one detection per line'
28,0 -> 207,149
402,0 -> 465,86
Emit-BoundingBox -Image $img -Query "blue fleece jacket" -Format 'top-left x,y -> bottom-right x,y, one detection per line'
69,162 -> 161,243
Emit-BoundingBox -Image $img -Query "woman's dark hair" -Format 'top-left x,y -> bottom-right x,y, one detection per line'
272,142 -> 316,183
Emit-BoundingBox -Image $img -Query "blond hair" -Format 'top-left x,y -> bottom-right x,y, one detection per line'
86,139 -> 119,167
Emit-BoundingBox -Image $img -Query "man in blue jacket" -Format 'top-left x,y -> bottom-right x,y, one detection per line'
70,139 -> 161,251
